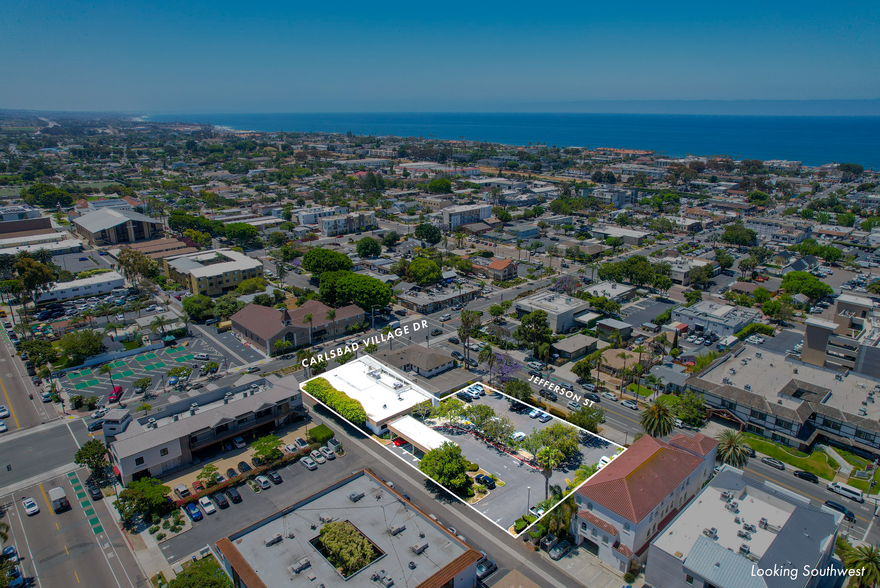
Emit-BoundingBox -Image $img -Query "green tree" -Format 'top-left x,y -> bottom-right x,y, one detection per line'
381,231 -> 399,248
214,293 -> 246,319
504,379 -> 533,402
302,249 -> 353,275
134,377 -> 152,392
781,271 -> 833,300
535,446 -> 564,500
14,257 -> 56,310
252,434 -> 283,463
715,430 -> 751,467
843,545 -> 880,588
58,330 -> 104,365
356,237 -> 381,257
182,294 -> 215,321
167,558 -> 233,588
427,178 -> 452,193
115,478 -> 171,522
568,404 -> 605,433
409,257 -> 441,286
419,441 -> 471,493
197,463 -> 220,487
137,402 -> 152,416
414,223 -> 441,245
317,520 -> 379,577
640,402 -> 675,437
319,271 -> 392,313
513,310 -> 552,355
74,439 -> 109,479
224,222 -> 259,245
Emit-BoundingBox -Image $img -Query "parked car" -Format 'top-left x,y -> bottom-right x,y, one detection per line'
319,446 -> 336,460
621,399 -> 639,410
539,389 -> 558,401
184,502 -> 203,521
0,405 -> 8,419
226,468 -> 238,479
310,450 -> 326,464
476,559 -> 498,580
452,351 -> 464,360
538,413 -> 552,423
464,358 -> 478,367
761,457 -> 785,470
266,470 -> 283,484
87,420 -> 104,432
237,461 -> 252,474
254,476 -> 272,490
88,486 -> 103,501
2,545 -> 19,563
549,540 -> 571,561
198,496 -> 217,515
22,497 -> 39,516
225,487 -> 243,503
584,392 -> 600,402
212,493 -> 230,509
528,408 -> 542,419
294,437 -> 309,450
528,370 -> 542,377
243,366 -> 260,374
301,457 -> 318,470
474,474 -> 496,489
233,436 -> 246,449
601,391 -> 619,401
794,470 -> 819,483
824,500 -> 855,521
447,337 -> 460,344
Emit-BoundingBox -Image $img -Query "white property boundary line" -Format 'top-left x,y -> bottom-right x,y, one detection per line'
302,376 -> 626,539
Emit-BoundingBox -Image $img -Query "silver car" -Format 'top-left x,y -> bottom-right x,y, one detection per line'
301,457 -> 318,470
319,446 -> 336,460
310,449 -> 326,464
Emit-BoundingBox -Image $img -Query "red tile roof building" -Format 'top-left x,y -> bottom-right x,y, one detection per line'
573,434 -> 717,570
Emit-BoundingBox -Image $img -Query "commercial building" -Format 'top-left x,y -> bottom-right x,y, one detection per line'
508,224 -> 540,239
646,466 -> 840,588
372,343 -> 456,378
215,469 -> 481,588
163,248 -> 264,296
442,204 -> 492,230
0,232 -> 67,250
301,356 -> 438,435
73,208 -> 164,246
685,343 -> 880,458
0,204 -> 42,222
231,299 -> 365,355
551,334 -> 599,361
35,271 -> 125,302
672,301 -> 763,337
582,281 -> 636,303
320,212 -> 376,236
396,284 -> 479,314
337,158 -> 389,168
572,434 -> 717,572
4,238 -> 83,257
589,225 -> 649,246
514,291 -> 593,333
800,294 -> 880,377
296,206 -> 348,226
108,377 -> 304,485
581,186 -> 639,209
744,217 -> 812,245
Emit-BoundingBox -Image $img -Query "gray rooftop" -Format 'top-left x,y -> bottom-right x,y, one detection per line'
74,208 -> 162,233
552,334 -> 598,353
219,470 -> 477,588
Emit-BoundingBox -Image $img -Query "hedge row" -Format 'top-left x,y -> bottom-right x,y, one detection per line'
303,378 -> 368,424
735,323 -> 775,340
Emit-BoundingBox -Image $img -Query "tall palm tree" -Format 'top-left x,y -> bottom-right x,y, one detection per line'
844,545 -> 880,588
303,312 -> 313,344
478,345 -> 495,383
715,430 -> 751,467
181,311 -> 191,335
540,484 -> 577,536
616,351 -> 631,387
325,309 -> 335,323
640,401 -> 675,438
296,348 -> 315,378
129,300 -> 147,318
150,314 -> 171,335
591,353 -> 607,387
565,463 -> 599,490
536,446 -> 564,501
633,344 -> 647,371
99,363 -> 113,387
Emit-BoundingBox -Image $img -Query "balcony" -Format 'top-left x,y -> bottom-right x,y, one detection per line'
188,410 -> 282,450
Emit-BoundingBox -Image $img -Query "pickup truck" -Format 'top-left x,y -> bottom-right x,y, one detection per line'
48,487 -> 69,512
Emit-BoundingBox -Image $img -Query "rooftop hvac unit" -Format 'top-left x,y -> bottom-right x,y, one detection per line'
390,526 -> 406,536
289,557 -> 311,574
381,578 -> 395,588
264,533 -> 283,547
411,543 -> 428,555
349,492 -> 365,503
148,417 -> 156,428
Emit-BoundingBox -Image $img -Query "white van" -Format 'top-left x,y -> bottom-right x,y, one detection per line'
193,353 -> 210,361
827,481 -> 864,503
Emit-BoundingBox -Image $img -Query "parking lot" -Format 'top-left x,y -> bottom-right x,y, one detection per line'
389,390 -> 615,533
53,251 -> 114,274
620,297 -> 677,328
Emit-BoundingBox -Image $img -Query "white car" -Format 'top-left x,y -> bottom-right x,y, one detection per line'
255,475 -> 272,490
198,496 -> 216,515
301,457 -> 318,470
601,391 -> 619,402
310,450 -> 326,464
22,497 -> 39,515
0,420 -> 6,433
285,443 -> 299,453
0,405 -> 9,418
439,314 -> 452,322
91,408 -> 108,419
193,353 -> 210,361
687,336 -> 697,343
510,432 -> 527,443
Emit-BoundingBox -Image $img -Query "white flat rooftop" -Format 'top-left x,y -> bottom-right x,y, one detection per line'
389,415 -> 455,452
302,356 -> 437,424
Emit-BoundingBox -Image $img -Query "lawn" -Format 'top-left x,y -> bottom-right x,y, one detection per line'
834,447 -> 878,492
657,394 -> 681,407
742,432 -> 837,480
122,340 -> 143,351
627,383 -> 653,398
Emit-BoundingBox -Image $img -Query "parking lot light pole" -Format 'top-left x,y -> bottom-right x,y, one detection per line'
527,487 -> 531,514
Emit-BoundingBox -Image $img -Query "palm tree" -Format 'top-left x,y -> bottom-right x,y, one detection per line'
633,344 -> 647,372
129,300 -> 147,318
843,545 -> 880,588
540,485 -> 578,536
0,520 -> 9,544
325,309 -> 335,324
180,311 -> 191,335
150,314 -> 171,335
608,329 -> 623,349
303,312 -> 313,344
478,345 -> 495,383
565,464 -> 599,490
99,364 -> 113,387
296,348 -> 315,378
616,351 -> 631,388
715,430 -> 751,467
591,353 -> 607,388
645,374 -> 662,399
137,402 -> 152,416
535,446 -> 564,501
640,401 -> 675,438
364,342 -> 378,353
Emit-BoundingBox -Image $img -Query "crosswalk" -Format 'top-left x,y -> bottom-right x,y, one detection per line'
67,471 -> 104,535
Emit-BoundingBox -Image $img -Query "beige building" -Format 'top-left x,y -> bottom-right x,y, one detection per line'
801,294 -> 880,377
163,248 -> 263,296
73,208 -> 164,246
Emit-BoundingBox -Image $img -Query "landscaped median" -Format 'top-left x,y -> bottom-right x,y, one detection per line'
742,432 -> 838,480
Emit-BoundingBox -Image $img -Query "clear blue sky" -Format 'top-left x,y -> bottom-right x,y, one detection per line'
2,0 -> 878,113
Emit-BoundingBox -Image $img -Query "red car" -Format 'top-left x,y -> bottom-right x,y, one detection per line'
393,438 -> 407,447
109,386 -> 123,403
336,235 -> 344,239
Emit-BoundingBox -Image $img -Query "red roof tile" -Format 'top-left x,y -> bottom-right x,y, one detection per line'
614,541 -> 633,558
578,510 -> 619,535
488,259 -> 514,270
668,432 -> 718,457
576,436 -> 703,524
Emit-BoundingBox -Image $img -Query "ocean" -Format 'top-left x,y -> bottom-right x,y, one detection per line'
145,112 -> 880,169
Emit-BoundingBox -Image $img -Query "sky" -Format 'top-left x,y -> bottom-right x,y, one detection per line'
1,0 -> 879,113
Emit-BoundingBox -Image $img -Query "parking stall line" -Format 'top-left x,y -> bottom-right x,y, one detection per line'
11,491 -> 43,588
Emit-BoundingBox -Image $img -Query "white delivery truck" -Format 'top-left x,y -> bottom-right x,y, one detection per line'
48,486 -> 70,512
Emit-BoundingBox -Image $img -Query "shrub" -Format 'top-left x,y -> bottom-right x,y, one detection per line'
624,573 -> 636,583
307,423 -> 335,445
735,323 -> 774,340
70,394 -> 84,409
467,462 -> 479,472
548,406 -> 569,421
155,532 -> 166,540
148,526 -> 159,534
514,520 -> 528,533
162,520 -> 170,529
304,378 -> 368,423
170,525 -> 181,533
465,486 -> 475,497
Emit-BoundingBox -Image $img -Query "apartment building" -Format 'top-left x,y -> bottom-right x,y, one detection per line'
163,248 -> 264,296
320,211 -> 376,236
572,434 -> 717,572
672,301 -> 763,337
647,466 -> 840,588
801,294 -> 880,377
442,204 -> 492,229
581,185 -> 639,209
296,205 -> 348,225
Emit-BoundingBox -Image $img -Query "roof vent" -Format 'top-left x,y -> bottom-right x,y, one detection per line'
148,417 -> 156,428
189,403 -> 198,415
264,533 -> 283,547
173,414 -> 179,421
411,543 -> 428,555
390,526 -> 406,536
